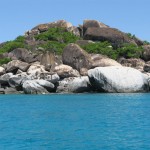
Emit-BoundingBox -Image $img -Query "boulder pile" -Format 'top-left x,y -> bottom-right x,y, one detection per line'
1,19 -> 150,94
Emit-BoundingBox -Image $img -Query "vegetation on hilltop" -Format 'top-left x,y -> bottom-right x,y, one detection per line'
35,27 -> 80,43
0,27 -> 146,62
35,27 -> 81,54
126,33 -> 136,39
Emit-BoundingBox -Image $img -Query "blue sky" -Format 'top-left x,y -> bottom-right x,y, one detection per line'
0,0 -> 150,43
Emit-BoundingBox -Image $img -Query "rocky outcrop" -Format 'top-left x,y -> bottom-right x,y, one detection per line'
5,60 -> 30,73
28,20 -> 73,36
133,37 -> 144,46
88,66 -> 148,93
34,79 -> 55,92
67,26 -> 80,37
48,20 -> 73,30
54,64 -> 80,78
62,43 -> 93,71
56,76 -> 91,93
22,80 -> 48,94
80,68 -> 88,76
27,63 -> 47,75
29,20 -> 80,38
26,63 -> 60,83
8,48 -> 38,63
1,19 -> 150,94
84,27 -> 132,47
8,73 -> 29,90
0,67 -> 5,75
91,54 -> 121,67
0,73 -> 13,86
143,61 -> 150,72
40,51 -> 56,71
4,87 -> 21,94
33,24 -> 49,33
0,87 -> 21,94
0,88 -> 5,94
142,45 -> 150,61
41,73 -> 60,84
7,71 -> 59,92
119,58 -> 145,71
83,20 -> 108,34
75,40 -> 95,47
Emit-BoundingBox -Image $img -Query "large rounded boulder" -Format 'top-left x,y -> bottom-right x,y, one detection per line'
88,66 -> 149,93
22,79 -> 54,94
62,43 -> 93,71
56,76 -> 92,93
84,27 -> 132,47
0,73 -> 13,86
83,20 -> 108,34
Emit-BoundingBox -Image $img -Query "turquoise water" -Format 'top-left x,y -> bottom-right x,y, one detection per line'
0,94 -> 150,150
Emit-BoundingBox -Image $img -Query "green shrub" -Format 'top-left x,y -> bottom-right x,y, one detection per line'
0,35 -> 26,54
126,33 -> 136,39
81,41 -> 118,59
15,35 -> 25,42
116,43 -> 143,58
35,27 -> 81,55
81,41 -> 143,60
35,27 -> 80,43
0,58 -> 11,65
0,41 -> 25,54
38,41 -> 67,55
143,40 -> 150,45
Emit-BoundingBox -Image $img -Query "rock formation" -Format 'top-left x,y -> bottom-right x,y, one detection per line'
0,19 -> 150,94
88,66 -> 149,93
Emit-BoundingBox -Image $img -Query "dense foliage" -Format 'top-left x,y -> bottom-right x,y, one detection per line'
81,41 -> 118,59
35,28 -> 80,43
117,43 -> 143,58
39,41 -> 67,55
35,27 -> 81,54
82,42 -> 143,60
0,58 -> 11,65
0,36 -> 25,54
0,27 -> 145,62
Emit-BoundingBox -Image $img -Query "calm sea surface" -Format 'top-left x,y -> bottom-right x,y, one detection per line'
0,94 -> 150,150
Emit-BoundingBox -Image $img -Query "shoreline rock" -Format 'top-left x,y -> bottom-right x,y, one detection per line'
88,66 -> 149,93
0,19 -> 150,94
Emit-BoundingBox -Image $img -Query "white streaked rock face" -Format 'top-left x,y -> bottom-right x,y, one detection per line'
22,80 -> 50,94
56,76 -> 91,93
88,66 -> 149,93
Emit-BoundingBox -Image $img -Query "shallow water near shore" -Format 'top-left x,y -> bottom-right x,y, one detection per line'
0,93 -> 150,150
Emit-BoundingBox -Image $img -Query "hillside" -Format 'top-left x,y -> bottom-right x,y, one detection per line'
0,19 -> 150,94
